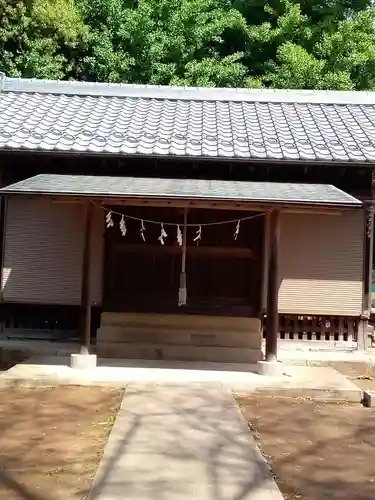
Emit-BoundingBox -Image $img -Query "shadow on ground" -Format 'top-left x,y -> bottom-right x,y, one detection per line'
0,386 -> 123,500
1,383 -> 373,500
88,384 -> 278,500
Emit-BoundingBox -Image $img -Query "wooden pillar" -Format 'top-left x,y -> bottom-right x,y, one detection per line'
261,210 -> 270,314
265,209 -> 281,362
0,168 -> 5,304
80,201 -> 93,355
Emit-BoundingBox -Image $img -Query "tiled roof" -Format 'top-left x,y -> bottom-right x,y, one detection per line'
0,174 -> 361,207
1,76 -> 375,162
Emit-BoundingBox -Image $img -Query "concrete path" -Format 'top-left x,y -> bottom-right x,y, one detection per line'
88,384 -> 283,500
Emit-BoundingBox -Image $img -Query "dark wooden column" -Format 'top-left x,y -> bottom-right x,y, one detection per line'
0,168 -> 5,303
80,201 -> 93,355
265,209 -> 281,362
260,209 -> 270,314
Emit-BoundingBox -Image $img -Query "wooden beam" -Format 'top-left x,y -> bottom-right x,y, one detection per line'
112,243 -> 253,258
282,208 -> 343,216
80,201 -> 94,354
47,196 -> 353,214
265,209 -> 281,362
88,198 -> 268,212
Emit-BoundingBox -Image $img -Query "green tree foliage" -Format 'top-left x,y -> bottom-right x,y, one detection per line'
0,1 -> 31,77
243,0 -> 375,89
0,0 -> 87,79
75,0 -> 251,86
1,0 -> 375,89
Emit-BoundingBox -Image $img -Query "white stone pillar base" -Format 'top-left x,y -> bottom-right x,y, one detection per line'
70,353 -> 97,369
257,360 -> 282,377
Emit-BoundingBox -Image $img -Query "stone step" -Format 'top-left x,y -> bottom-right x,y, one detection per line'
97,324 -> 261,349
97,342 -> 262,363
101,312 -> 261,333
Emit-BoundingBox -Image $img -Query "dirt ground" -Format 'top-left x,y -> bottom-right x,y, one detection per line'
0,386 -> 123,500
236,394 -> 375,500
313,361 -> 375,390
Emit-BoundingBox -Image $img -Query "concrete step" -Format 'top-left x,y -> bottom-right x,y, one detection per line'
97,342 -> 262,363
101,312 -> 261,333
97,324 -> 261,349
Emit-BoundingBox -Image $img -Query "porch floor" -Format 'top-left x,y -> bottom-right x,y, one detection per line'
0,356 -> 362,402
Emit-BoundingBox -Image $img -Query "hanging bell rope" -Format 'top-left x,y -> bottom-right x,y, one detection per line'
178,208 -> 188,307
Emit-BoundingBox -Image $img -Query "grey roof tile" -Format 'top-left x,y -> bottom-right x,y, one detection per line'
0,173 -> 362,207
1,77 -> 375,162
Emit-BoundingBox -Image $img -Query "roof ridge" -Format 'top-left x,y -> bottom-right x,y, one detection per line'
2,75 -> 375,105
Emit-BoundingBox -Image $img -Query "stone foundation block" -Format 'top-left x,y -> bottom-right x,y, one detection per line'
70,353 -> 97,369
257,360 -> 282,377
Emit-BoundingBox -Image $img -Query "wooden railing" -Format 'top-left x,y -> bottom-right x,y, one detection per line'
263,314 -> 358,343
0,304 -> 100,341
